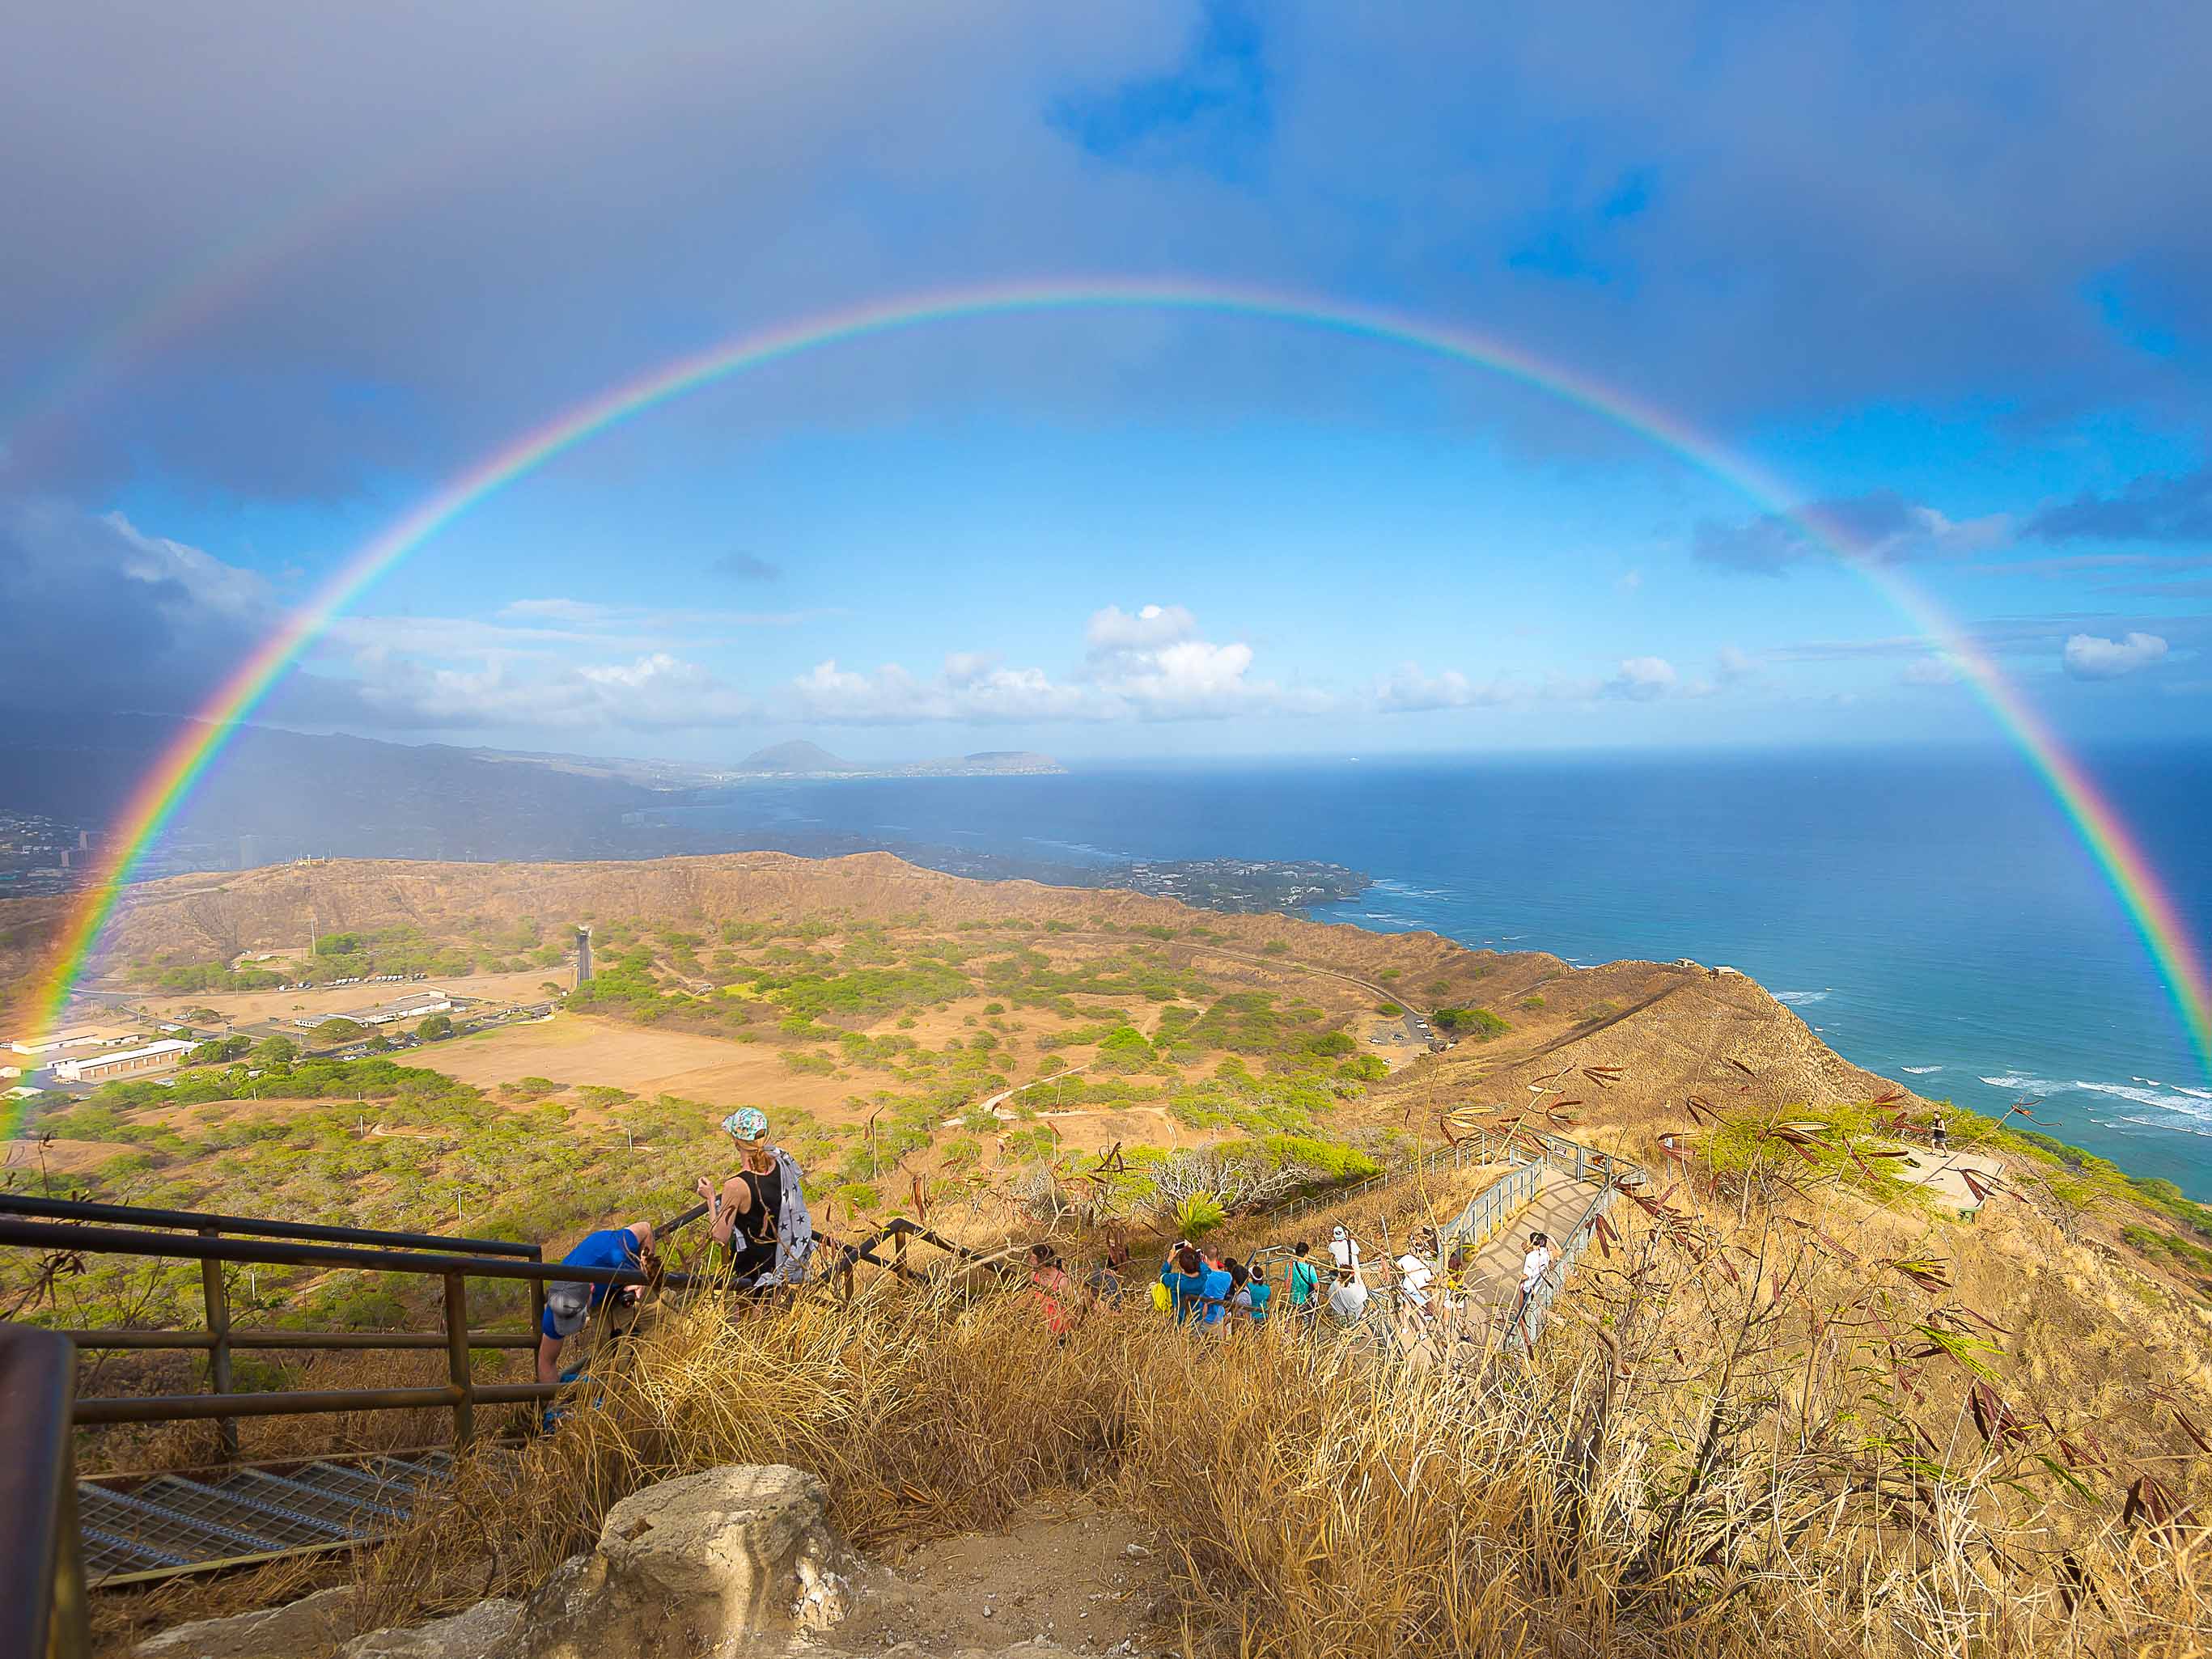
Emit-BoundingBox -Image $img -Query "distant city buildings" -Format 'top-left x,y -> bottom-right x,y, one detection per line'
293,989 -> 452,1030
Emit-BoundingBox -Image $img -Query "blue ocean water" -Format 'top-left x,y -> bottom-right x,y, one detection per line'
684,745 -> 2212,1199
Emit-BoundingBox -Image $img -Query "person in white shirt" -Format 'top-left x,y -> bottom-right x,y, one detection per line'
1327,1264 -> 1370,1325
1328,1225 -> 1362,1277
1395,1249 -> 1435,1323
1519,1231 -> 1553,1297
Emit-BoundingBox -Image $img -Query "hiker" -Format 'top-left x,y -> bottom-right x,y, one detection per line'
1243,1257 -> 1273,1325
1159,1242 -> 1210,1323
536,1219 -> 655,1385
1285,1241 -> 1322,1320
1930,1111 -> 1948,1152
1442,1246 -> 1471,1335
1327,1263 -> 1370,1326
1029,1242 -> 1074,1340
1223,1258 -> 1252,1325
1395,1242 -> 1436,1326
695,1107 -> 816,1290
1199,1250 -> 1235,1327
1083,1251 -> 1125,1310
1519,1232 -> 1553,1299
1328,1224 -> 1363,1278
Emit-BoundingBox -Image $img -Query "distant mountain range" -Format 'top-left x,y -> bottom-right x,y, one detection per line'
0,713 -> 1065,878
731,742 -> 1062,778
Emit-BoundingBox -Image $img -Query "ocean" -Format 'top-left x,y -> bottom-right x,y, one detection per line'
675,744 -> 2212,1200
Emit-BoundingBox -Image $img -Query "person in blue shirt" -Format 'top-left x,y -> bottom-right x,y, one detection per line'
1159,1242 -> 1209,1323
1198,1253 -> 1234,1327
1242,1259 -> 1273,1325
536,1220 -> 655,1385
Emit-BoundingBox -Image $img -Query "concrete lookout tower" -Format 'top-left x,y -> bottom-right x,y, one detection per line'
574,925 -> 593,988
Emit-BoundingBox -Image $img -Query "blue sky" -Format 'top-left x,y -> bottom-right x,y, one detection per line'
2,2 -> 2206,762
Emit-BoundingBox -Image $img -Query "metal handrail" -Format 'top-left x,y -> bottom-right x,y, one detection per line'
0,1324 -> 88,1659
0,1192 -> 541,1259
0,1213 -> 696,1453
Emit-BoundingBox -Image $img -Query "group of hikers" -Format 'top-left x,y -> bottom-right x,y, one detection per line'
1026,1221 -> 1560,1348
533,1104 -> 1565,1388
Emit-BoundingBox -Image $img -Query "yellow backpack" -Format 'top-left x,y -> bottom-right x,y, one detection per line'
1150,1279 -> 1172,1314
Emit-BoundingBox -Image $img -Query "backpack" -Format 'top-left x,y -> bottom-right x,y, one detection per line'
1150,1280 -> 1171,1314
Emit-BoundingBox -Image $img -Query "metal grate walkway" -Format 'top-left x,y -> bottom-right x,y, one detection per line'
78,1452 -> 451,1585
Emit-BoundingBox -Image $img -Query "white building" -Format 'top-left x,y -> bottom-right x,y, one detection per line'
53,1039 -> 197,1083
8,1026 -> 111,1056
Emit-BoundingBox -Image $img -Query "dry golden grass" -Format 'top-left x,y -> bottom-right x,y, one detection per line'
87,1201 -> 2209,1659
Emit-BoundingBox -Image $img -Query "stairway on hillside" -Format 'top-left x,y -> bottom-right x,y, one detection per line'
78,1453 -> 450,1585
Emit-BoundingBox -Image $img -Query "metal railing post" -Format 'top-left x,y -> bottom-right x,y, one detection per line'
198,1227 -> 236,1462
49,1441 -> 89,1659
443,1272 -> 474,1451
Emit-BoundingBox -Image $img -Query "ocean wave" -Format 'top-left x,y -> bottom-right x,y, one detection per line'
2119,1114 -> 2212,1138
1773,990 -> 1831,1005
1979,1074 -> 2063,1094
1901,1064 -> 1943,1074
1978,1074 -> 2212,1120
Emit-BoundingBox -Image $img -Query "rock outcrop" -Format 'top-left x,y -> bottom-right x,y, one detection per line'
483,1463 -> 854,1659
341,1599 -> 521,1659
134,1586 -> 362,1658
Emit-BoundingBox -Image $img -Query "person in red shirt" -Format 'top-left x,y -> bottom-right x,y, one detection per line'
1028,1242 -> 1074,1340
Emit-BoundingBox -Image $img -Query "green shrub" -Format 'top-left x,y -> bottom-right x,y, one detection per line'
1172,1192 -> 1227,1237
1433,1007 -> 1509,1039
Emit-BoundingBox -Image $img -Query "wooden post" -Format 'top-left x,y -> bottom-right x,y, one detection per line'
443,1272 -> 473,1451
197,1228 -> 236,1462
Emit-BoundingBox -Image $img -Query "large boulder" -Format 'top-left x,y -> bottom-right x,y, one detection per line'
135,1587 -> 362,1658
491,1465 -> 855,1658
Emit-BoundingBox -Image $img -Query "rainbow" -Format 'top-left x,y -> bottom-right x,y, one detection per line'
13,279 -> 2210,1132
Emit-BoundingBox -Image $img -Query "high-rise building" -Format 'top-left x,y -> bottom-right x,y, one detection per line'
574,925 -> 593,987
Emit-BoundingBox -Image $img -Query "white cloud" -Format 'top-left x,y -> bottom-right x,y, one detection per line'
1606,656 -> 1678,700
347,648 -> 755,730
1374,664 -> 1518,713
2062,631 -> 2168,681
784,603 -> 1328,725
1084,603 -> 1197,653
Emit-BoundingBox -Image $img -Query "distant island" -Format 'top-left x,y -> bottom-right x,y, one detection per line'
727,741 -> 1063,780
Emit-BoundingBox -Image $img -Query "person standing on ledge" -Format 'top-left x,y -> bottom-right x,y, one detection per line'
696,1107 -> 816,1290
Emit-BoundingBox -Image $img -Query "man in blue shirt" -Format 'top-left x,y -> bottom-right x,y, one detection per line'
536,1220 -> 655,1385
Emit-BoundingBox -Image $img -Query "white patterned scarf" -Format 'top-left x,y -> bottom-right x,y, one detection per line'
742,1146 -> 815,1288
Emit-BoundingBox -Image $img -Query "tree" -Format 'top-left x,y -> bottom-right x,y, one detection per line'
416,1013 -> 454,1041
252,1035 -> 299,1066
315,1018 -> 366,1043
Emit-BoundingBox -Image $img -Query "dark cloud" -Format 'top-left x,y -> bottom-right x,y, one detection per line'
4,3 -> 2210,506
1693,491 -> 2006,574
2025,464 -> 2212,543
710,552 -> 783,582
0,499 -> 271,713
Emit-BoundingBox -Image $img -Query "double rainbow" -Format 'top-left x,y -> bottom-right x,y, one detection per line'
12,280 -> 2208,1130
